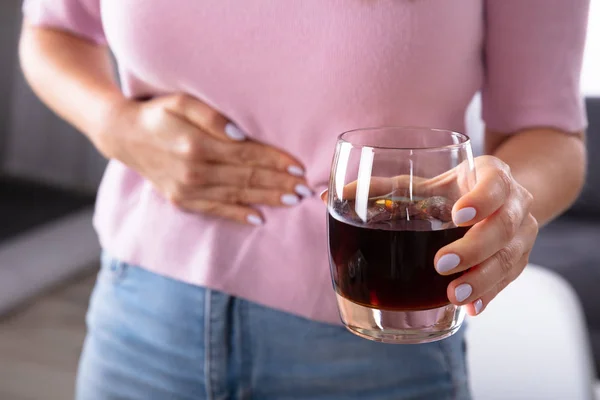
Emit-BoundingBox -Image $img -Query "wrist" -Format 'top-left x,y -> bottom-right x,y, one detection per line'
91,95 -> 139,160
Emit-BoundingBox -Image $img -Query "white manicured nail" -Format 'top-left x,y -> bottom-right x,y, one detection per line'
455,283 -> 473,303
474,299 -> 483,314
281,194 -> 300,206
247,215 -> 264,226
224,123 -> 247,141
287,166 -> 305,177
436,253 -> 460,273
295,184 -> 313,198
454,207 -> 477,225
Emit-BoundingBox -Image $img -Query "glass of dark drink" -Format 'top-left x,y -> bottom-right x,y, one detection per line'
326,127 -> 475,344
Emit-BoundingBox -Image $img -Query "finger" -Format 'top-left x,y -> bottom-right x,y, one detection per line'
320,189 -> 328,205
434,195 -> 529,275
209,140 -> 306,175
332,170 -> 458,201
163,94 -> 247,142
168,127 -> 305,176
463,253 -> 530,316
172,199 -> 264,226
181,186 -> 302,207
318,181 -> 390,205
343,174 -> 453,199
444,215 -> 537,310
446,235 -> 532,307
341,176 -> 406,199
162,95 -> 306,174
179,164 -> 313,196
451,156 -> 512,226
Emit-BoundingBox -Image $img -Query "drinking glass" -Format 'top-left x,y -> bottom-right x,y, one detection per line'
326,127 -> 476,344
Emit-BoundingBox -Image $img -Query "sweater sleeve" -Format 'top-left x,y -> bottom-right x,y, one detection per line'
482,0 -> 590,133
23,0 -> 106,45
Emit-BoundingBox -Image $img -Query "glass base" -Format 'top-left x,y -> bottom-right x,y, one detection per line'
336,293 -> 465,344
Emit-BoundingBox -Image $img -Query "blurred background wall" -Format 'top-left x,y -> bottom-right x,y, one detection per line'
0,1 -> 101,317
0,2 -> 106,190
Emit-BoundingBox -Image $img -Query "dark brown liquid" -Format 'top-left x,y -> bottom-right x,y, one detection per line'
328,213 -> 468,311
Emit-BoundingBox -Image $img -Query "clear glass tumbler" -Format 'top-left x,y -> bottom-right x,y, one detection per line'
326,127 -> 476,344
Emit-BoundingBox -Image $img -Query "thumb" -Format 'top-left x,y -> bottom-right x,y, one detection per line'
164,94 -> 247,142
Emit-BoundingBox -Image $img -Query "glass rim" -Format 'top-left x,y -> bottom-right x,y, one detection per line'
337,126 -> 471,151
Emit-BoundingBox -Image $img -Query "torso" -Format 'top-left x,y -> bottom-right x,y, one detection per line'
95,0 -> 485,323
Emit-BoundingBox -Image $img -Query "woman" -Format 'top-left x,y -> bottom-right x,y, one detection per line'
20,1 -> 589,399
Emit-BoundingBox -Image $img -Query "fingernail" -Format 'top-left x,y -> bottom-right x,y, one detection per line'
295,184 -> 313,198
454,207 -> 477,225
281,194 -> 300,206
436,253 -> 460,273
455,283 -> 473,303
224,123 -> 247,141
474,299 -> 483,314
287,166 -> 305,177
247,215 -> 264,226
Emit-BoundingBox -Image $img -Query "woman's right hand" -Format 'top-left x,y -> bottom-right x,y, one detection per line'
97,94 -> 312,225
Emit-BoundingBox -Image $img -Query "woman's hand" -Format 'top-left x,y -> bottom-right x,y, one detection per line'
435,155 -> 539,315
98,94 -> 311,225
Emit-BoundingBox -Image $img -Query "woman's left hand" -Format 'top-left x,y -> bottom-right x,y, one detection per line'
435,155 -> 539,316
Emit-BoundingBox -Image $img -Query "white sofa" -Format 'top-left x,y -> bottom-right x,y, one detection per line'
466,264 -> 597,400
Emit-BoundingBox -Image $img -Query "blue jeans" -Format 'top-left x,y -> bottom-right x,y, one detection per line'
76,254 -> 471,400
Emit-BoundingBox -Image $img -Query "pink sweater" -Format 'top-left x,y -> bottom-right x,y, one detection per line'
24,0 -> 588,324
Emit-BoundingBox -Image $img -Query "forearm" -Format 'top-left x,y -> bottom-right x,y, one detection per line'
485,128 -> 587,226
19,21 -> 125,155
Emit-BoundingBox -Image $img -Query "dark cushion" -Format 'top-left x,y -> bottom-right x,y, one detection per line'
0,175 -> 94,242
569,97 -> 600,217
